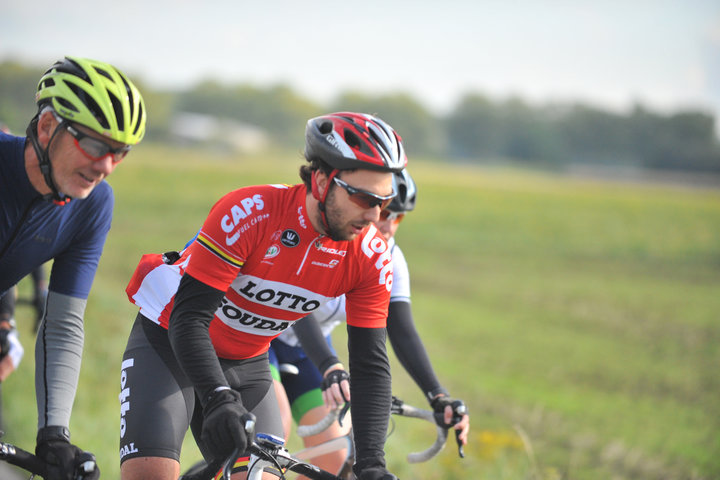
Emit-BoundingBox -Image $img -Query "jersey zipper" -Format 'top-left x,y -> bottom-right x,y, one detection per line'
296,234 -> 324,275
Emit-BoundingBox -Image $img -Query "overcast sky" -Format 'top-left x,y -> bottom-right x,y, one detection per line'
2,0 -> 720,119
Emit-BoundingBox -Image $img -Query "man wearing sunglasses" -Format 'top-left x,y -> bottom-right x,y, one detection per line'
120,112 -> 405,480
267,169 -> 470,475
0,56 -> 146,480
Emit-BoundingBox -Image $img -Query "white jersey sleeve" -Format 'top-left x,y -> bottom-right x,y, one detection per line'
275,295 -> 347,347
7,328 -> 24,368
389,241 -> 411,303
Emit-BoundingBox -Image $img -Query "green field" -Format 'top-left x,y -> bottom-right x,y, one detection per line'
4,145 -> 719,479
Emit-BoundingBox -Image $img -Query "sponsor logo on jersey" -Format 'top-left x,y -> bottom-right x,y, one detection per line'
216,298 -> 293,335
281,229 -> 300,247
33,233 -> 53,244
221,194 -> 265,245
297,206 -> 307,229
315,241 -> 347,257
360,224 -> 393,292
264,245 -> 280,259
311,259 -> 341,269
230,275 -> 331,313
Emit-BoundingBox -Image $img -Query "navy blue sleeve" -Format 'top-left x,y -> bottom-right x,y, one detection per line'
48,182 -> 113,298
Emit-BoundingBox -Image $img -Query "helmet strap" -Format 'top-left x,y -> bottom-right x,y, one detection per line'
311,168 -> 339,233
26,114 -> 71,206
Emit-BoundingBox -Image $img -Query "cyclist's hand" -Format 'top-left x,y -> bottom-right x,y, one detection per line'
321,365 -> 350,409
35,426 -> 100,480
357,466 -> 399,479
431,395 -> 470,444
201,388 -> 250,460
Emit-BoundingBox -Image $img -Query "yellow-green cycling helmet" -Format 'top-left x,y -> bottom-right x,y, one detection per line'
36,55 -> 146,145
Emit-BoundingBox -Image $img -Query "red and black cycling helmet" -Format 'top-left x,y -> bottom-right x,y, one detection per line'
304,112 -> 407,173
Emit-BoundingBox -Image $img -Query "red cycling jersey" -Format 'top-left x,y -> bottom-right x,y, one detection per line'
126,183 -> 393,359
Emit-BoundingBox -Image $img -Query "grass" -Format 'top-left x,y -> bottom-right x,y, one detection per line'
3,144 -> 719,479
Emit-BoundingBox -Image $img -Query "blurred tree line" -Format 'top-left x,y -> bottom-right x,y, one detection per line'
2,59 -> 719,172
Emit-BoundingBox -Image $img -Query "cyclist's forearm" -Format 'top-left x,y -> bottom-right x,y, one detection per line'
386,301 -> 446,398
168,273 -> 229,405
292,314 -> 339,373
35,291 -> 86,429
347,324 -> 391,473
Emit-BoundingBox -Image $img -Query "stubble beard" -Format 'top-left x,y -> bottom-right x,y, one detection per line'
323,188 -> 352,242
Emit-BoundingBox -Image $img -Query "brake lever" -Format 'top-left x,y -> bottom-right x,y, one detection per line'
337,401 -> 351,427
448,408 -> 466,459
432,409 -> 466,458
454,429 -> 465,458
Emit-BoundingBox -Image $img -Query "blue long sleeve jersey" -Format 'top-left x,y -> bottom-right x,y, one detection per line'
0,132 -> 113,298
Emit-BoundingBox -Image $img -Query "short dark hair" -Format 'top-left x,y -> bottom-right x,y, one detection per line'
299,155 -> 333,191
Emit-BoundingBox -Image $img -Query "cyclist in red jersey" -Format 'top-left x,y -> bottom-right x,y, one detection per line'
120,112 -> 406,480
269,169 -> 470,475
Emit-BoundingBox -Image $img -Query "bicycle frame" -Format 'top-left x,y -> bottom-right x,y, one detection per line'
292,433 -> 355,479
246,434 -> 342,480
180,430 -> 343,480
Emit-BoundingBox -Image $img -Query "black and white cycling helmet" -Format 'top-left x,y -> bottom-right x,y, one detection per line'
305,112 -> 407,173
387,169 -> 417,213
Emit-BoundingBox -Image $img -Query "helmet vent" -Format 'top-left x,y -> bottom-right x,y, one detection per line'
119,75 -> 136,119
318,121 -> 333,134
94,67 -> 114,82
339,115 -> 358,126
108,92 -> 125,131
56,97 -> 78,112
133,102 -> 144,136
343,129 -> 361,148
397,184 -> 407,201
63,58 -> 91,84
67,82 -> 109,129
343,129 -> 372,155
367,127 -> 386,149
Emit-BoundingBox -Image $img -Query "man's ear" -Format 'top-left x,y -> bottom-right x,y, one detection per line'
314,169 -> 329,197
36,110 -> 59,147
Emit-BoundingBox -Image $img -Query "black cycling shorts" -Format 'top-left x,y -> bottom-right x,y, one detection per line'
119,314 -> 282,463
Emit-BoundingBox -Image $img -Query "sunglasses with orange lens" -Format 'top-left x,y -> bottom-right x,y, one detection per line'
380,210 -> 405,223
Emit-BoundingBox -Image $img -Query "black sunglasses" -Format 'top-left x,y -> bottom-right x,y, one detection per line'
333,177 -> 396,210
63,122 -> 131,163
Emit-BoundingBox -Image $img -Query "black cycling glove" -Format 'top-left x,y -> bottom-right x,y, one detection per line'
0,327 -> 10,360
321,369 -> 350,400
430,395 -> 468,429
36,426 -> 100,480
201,388 -> 250,460
357,467 -> 399,480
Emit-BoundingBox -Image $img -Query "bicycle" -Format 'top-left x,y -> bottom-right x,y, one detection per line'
179,395 -> 464,480
0,430 -> 98,479
181,424 -> 341,480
